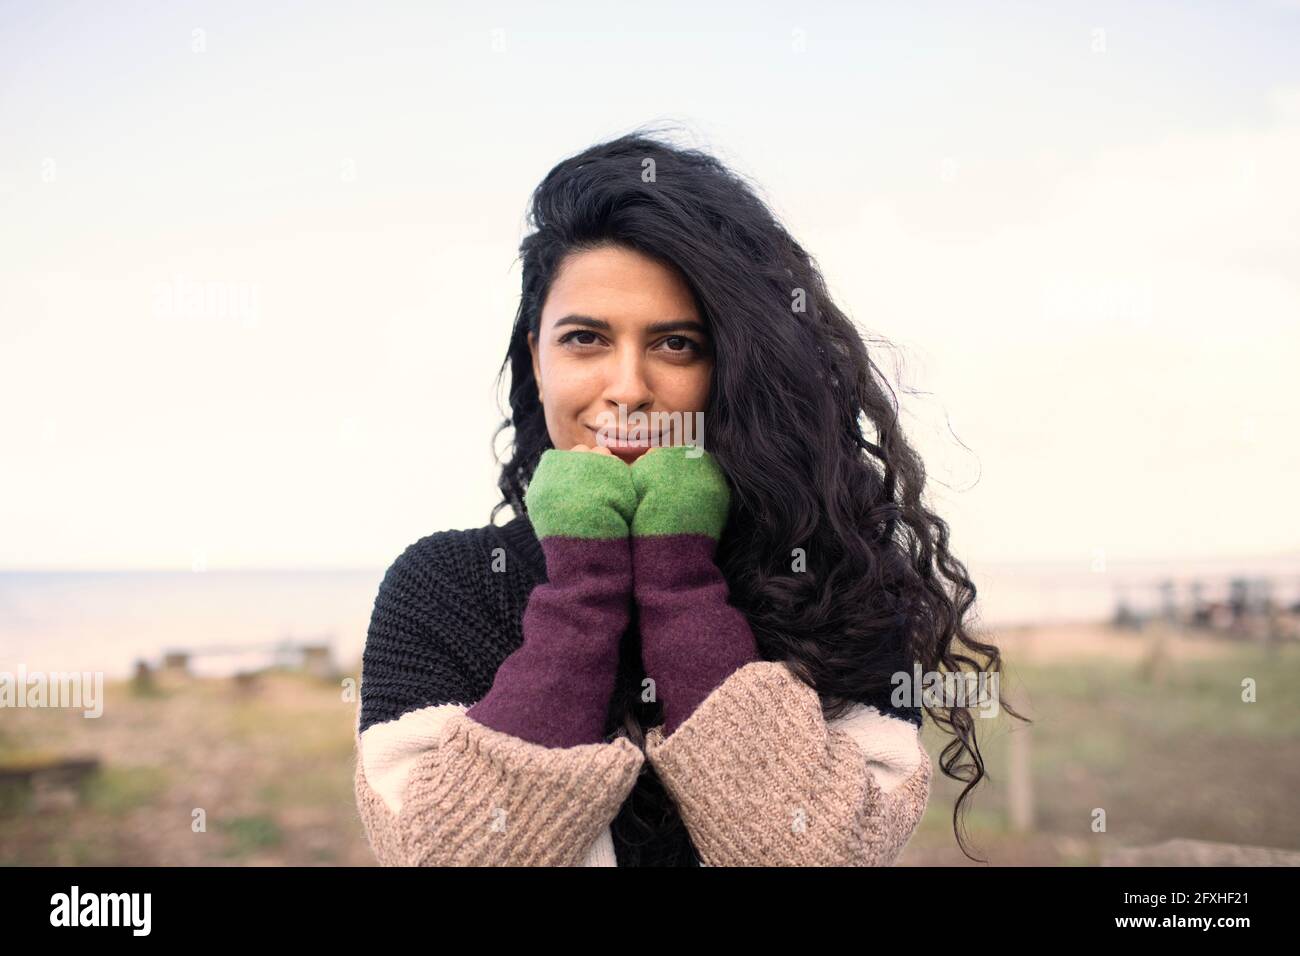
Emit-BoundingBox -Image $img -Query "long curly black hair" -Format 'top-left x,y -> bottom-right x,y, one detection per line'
489,123 -> 1027,864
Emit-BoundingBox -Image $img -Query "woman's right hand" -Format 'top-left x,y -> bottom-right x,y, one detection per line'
524,446 -> 637,540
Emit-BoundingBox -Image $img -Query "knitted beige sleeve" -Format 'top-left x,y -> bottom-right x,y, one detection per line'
643,660 -> 933,866
355,702 -> 644,866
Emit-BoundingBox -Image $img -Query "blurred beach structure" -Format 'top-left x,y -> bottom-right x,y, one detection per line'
2,553 -> 1299,865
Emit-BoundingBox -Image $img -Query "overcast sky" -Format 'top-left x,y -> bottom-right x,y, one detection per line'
2,1 -> 1297,570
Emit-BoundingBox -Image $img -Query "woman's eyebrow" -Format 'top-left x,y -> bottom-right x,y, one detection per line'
554,314 -> 709,336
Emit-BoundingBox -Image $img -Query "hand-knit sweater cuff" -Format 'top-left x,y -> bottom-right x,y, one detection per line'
356,712 -> 644,866
643,661 -> 933,866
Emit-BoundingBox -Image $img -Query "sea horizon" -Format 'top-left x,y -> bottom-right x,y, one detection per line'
3,552 -> 1299,681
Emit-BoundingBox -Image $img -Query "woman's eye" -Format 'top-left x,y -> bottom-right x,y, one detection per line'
559,330 -> 602,347
661,335 -> 703,354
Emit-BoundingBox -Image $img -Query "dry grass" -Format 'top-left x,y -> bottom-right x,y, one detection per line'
899,623 -> 1300,865
0,665 -> 370,866
4,624 -> 1297,866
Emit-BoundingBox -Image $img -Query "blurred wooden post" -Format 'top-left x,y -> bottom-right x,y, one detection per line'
1138,624 -> 1170,686
1264,603 -> 1286,659
301,643 -> 336,680
1006,687 -> 1034,833
131,658 -> 154,694
233,670 -> 261,695
1158,579 -> 1177,623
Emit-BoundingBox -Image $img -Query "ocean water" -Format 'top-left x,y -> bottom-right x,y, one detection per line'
967,552 -> 1300,631
0,570 -> 383,680
2,554 -> 1298,679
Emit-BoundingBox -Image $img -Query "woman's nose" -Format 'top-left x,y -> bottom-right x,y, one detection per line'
602,349 -> 653,414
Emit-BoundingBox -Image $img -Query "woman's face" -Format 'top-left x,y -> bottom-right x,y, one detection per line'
528,244 -> 714,464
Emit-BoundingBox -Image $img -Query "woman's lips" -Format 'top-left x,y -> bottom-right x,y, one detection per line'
586,426 -> 655,461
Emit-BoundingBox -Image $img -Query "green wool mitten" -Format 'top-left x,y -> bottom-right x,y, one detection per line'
629,444 -> 731,540
525,448 -> 638,539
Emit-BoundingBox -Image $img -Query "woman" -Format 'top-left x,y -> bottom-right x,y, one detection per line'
354,126 -> 1020,866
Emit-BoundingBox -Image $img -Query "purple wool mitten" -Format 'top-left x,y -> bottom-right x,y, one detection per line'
629,444 -> 760,738
465,449 -> 636,748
